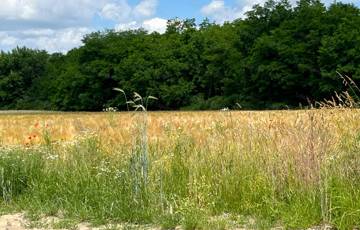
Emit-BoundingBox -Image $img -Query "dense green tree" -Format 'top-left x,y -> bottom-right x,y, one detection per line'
0,0 -> 359,111
0,47 -> 48,109
318,3 -> 360,97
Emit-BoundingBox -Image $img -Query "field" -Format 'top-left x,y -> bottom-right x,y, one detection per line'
1,110 -> 360,229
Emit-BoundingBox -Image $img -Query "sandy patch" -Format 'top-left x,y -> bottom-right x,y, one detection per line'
0,213 -> 27,230
0,213 -> 160,230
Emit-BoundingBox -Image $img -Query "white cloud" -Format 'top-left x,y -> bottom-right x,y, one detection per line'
100,0 -> 159,22
0,0 -> 161,52
115,21 -> 139,31
201,0 -> 226,15
100,1 -> 132,22
142,17 -> 168,33
21,29 -> 55,37
1,27 -> 93,53
0,32 -> 17,46
0,0 -> 107,28
108,0 -> 162,33
33,27 -> 93,53
106,0 -> 166,34
201,0 -> 243,23
133,0 -> 158,18
115,17 -> 167,34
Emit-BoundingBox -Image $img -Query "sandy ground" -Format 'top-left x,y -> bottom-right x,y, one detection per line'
0,213 -> 335,230
0,213 -> 160,230
0,213 -> 85,230
0,214 -> 27,230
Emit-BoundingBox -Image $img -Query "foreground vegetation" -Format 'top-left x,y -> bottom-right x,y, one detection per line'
1,0 -> 360,110
0,110 -> 360,229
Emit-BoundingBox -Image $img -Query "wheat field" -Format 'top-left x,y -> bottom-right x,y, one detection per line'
1,110 -> 359,146
1,109 -> 360,229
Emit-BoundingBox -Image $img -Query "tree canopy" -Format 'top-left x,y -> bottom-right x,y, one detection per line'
1,0 -> 359,111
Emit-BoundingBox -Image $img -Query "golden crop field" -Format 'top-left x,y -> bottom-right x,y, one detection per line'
1,109 -> 360,229
1,109 -> 359,187
1,109 -> 359,147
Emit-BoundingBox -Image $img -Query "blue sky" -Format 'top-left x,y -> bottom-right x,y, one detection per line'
91,0 -> 210,30
0,0 -> 359,53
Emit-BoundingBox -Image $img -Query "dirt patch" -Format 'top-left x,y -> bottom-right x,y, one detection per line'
0,213 -> 336,230
0,213 -> 27,230
0,213 -> 159,230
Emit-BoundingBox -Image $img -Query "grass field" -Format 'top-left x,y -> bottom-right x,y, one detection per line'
0,109 -> 360,229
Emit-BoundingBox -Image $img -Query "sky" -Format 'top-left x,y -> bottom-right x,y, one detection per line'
0,0 -> 359,53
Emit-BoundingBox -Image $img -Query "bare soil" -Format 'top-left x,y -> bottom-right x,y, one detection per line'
0,213 -> 335,230
0,213 -> 159,230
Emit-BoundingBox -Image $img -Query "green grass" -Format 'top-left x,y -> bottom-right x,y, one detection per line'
1,119 -> 360,229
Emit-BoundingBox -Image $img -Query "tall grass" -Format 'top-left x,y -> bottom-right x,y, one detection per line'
0,109 -> 359,229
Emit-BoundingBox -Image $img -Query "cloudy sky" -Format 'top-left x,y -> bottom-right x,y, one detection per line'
0,0 -> 359,53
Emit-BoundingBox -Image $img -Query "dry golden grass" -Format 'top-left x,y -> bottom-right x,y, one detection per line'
1,109 -> 359,152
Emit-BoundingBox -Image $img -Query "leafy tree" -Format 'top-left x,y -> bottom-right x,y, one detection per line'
1,0 -> 360,110
0,47 -> 49,109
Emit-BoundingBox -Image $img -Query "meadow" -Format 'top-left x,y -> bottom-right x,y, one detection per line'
0,109 -> 360,229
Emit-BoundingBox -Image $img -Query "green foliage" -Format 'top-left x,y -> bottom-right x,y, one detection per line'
0,148 -> 44,202
1,0 -> 360,110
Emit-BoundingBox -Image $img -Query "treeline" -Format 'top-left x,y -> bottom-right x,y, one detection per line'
1,0 -> 360,111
